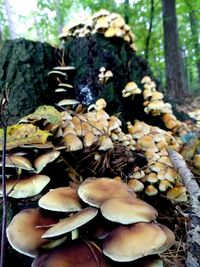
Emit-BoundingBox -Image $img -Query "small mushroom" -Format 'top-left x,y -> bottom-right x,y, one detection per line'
34,151 -> 60,173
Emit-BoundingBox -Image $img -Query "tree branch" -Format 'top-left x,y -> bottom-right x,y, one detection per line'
167,149 -> 200,267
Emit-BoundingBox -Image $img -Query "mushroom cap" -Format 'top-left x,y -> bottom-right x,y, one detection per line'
38,187 -> 81,212
0,175 -> 50,198
103,222 -> 167,262
6,208 -> 58,257
100,197 -> 157,224
42,207 -> 98,239
78,177 -> 135,207
3,155 -> 34,171
32,239 -> 111,267
64,133 -> 83,151
166,185 -> 187,202
34,151 -> 60,173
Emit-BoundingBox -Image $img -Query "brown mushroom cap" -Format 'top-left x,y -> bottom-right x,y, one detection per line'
103,222 -> 167,262
6,208 -> 58,257
78,177 -> 135,207
100,197 -> 158,224
42,207 -> 98,239
0,175 -> 50,198
38,187 -> 81,212
32,239 -> 111,267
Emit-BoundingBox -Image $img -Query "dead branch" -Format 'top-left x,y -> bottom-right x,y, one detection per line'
167,148 -> 200,267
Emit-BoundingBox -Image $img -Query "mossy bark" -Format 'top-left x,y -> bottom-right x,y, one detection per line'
63,34 -> 160,125
0,38 -> 57,125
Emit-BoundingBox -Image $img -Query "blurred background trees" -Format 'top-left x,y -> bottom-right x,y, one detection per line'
0,0 -> 199,97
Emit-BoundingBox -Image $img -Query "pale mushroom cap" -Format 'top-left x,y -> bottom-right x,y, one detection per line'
99,136 -> 113,151
124,81 -> 138,91
64,133 -> 83,151
78,177 -> 135,207
34,151 -> 60,173
100,197 -> 157,224
6,208 -> 57,257
32,239 -> 110,267
157,224 -> 175,253
128,179 -> 144,192
42,207 -> 98,239
38,187 -> 81,212
166,185 -> 187,202
103,222 -> 167,262
0,175 -> 50,198
3,155 -> 34,171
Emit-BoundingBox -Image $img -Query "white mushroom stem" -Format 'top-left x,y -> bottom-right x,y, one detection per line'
167,149 -> 200,267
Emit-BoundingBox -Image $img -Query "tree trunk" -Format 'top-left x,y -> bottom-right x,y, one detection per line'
3,0 -> 16,39
145,0 -> 155,62
188,9 -> 200,84
0,39 -> 57,125
161,0 -> 187,99
124,0 -> 129,24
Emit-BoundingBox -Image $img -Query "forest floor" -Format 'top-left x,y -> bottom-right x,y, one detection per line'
176,92 -> 200,126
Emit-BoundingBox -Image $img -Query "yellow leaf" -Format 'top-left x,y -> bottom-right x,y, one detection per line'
0,124 -> 51,150
19,105 -> 62,125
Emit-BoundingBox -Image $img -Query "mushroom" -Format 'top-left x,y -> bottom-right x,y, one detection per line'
6,208 -> 58,257
34,151 -> 60,173
64,133 -> 83,151
2,155 -> 34,171
32,239 -> 111,267
42,207 -> 98,239
103,222 -> 174,262
100,197 -> 157,224
0,175 -> 50,199
78,177 -> 135,207
166,185 -> 187,202
38,187 -> 81,212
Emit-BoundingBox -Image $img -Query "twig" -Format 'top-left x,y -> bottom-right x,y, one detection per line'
167,148 -> 200,267
0,86 -> 9,267
0,127 -> 7,267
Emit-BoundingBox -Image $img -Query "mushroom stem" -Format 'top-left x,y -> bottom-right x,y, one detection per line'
0,126 -> 7,267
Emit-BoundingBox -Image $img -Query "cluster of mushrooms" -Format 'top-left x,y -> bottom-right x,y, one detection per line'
6,177 -> 175,266
60,9 -> 137,52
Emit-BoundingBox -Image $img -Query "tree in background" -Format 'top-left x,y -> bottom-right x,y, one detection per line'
185,0 -> 200,83
3,0 -> 16,39
162,0 -> 187,99
0,0 -> 199,95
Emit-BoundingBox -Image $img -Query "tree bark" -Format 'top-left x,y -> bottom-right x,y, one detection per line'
145,0 -> 154,62
124,0 -> 129,24
0,39 -> 57,125
161,0 -> 187,99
